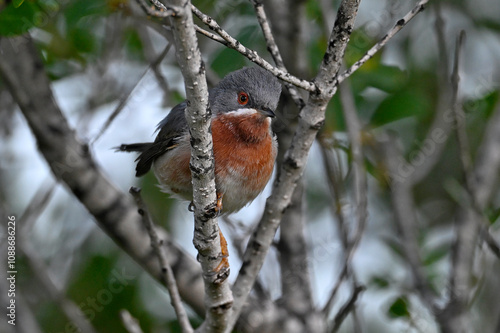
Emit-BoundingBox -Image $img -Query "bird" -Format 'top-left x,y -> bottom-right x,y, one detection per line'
118,66 -> 282,278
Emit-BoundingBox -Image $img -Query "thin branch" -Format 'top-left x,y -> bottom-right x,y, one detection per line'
194,25 -> 227,44
0,35 -> 206,317
322,79 -> 368,317
437,31 -> 491,333
481,229 -> 500,259
191,5 -> 316,92
337,0 -> 430,85
381,133 -> 437,309
18,178 -> 56,232
318,137 -> 354,316
339,79 -> 368,266
278,182 -> 314,315
323,264 -> 349,317
450,31 -> 472,190
228,0 -> 361,330
447,32 -> 475,308
120,309 -> 144,333
129,187 -> 193,333
133,0 -> 180,17
137,30 -> 174,106
402,4 -> 453,185
332,285 -> 365,332
249,0 -> 305,108
91,43 -> 172,144
473,101 -> 500,208
167,1 -> 234,332
250,0 -> 313,316
20,243 -> 98,333
14,177 -> 95,333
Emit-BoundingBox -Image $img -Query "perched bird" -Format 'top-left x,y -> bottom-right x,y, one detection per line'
118,67 -> 282,276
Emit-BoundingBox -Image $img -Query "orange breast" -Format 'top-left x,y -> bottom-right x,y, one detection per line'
212,112 -> 276,196
154,111 -> 277,213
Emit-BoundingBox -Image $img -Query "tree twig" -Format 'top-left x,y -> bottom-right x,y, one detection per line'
381,134 -> 437,309
332,285 -> 365,332
133,0 -> 180,17
228,0 -> 362,330
129,187 -> 193,333
401,4 -> 454,185
0,35 -> 206,317
120,309 -> 144,333
191,5 -> 316,93
249,0 -> 305,108
91,43 -> 172,144
338,79 -> 368,267
337,0 -> 430,85
167,1 -> 234,332
277,182 -> 314,316
322,79 -> 368,318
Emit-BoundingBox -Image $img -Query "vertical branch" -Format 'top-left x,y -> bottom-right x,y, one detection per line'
129,187 -> 193,333
381,134 -> 437,308
229,0 -> 361,330
166,0 -> 233,331
0,34 -> 207,318
277,183 -> 314,315
253,0 -> 315,323
250,0 -> 305,108
437,31 -> 476,333
323,81 -> 367,328
338,80 -> 368,261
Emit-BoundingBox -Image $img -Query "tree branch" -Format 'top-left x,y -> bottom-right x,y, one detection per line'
129,187 -> 193,333
0,34 -> 206,317
277,182 -> 314,316
228,0 -> 361,330
249,0 -> 305,109
191,5 -> 316,92
120,309 -> 144,333
437,32 -> 498,333
91,43 -> 171,145
332,285 -> 365,332
133,0 -> 180,17
166,1 -> 233,332
336,0 -> 430,85
381,134 -> 437,308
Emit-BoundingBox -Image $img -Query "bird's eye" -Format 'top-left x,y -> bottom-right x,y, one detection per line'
237,92 -> 249,105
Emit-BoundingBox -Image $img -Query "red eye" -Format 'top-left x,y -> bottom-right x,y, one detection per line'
237,92 -> 249,105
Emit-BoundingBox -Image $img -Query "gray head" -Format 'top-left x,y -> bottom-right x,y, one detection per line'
209,67 -> 282,116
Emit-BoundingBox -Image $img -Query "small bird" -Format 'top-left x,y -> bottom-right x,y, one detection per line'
118,67 -> 281,277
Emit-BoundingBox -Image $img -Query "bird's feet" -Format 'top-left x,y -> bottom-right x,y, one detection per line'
188,192 -> 223,216
210,230 -> 230,284
215,192 -> 224,214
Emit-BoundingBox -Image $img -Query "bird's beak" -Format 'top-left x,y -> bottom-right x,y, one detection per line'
259,107 -> 275,118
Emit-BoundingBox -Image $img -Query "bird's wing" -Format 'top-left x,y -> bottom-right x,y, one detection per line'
134,102 -> 188,177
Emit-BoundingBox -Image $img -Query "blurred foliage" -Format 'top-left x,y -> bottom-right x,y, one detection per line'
2,0 -> 500,332
386,295 -> 410,319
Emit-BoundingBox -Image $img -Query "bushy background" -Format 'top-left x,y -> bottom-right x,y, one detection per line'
1,0 -> 499,332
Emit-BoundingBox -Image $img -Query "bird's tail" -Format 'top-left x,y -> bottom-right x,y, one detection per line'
115,142 -> 152,153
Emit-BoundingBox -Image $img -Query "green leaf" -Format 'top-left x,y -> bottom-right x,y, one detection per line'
387,295 -> 411,319
370,89 -> 431,127
64,0 -> 109,27
353,65 -> 408,93
13,0 -> 25,7
486,206 -> 500,224
0,1 -> 42,36
124,28 -> 145,62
